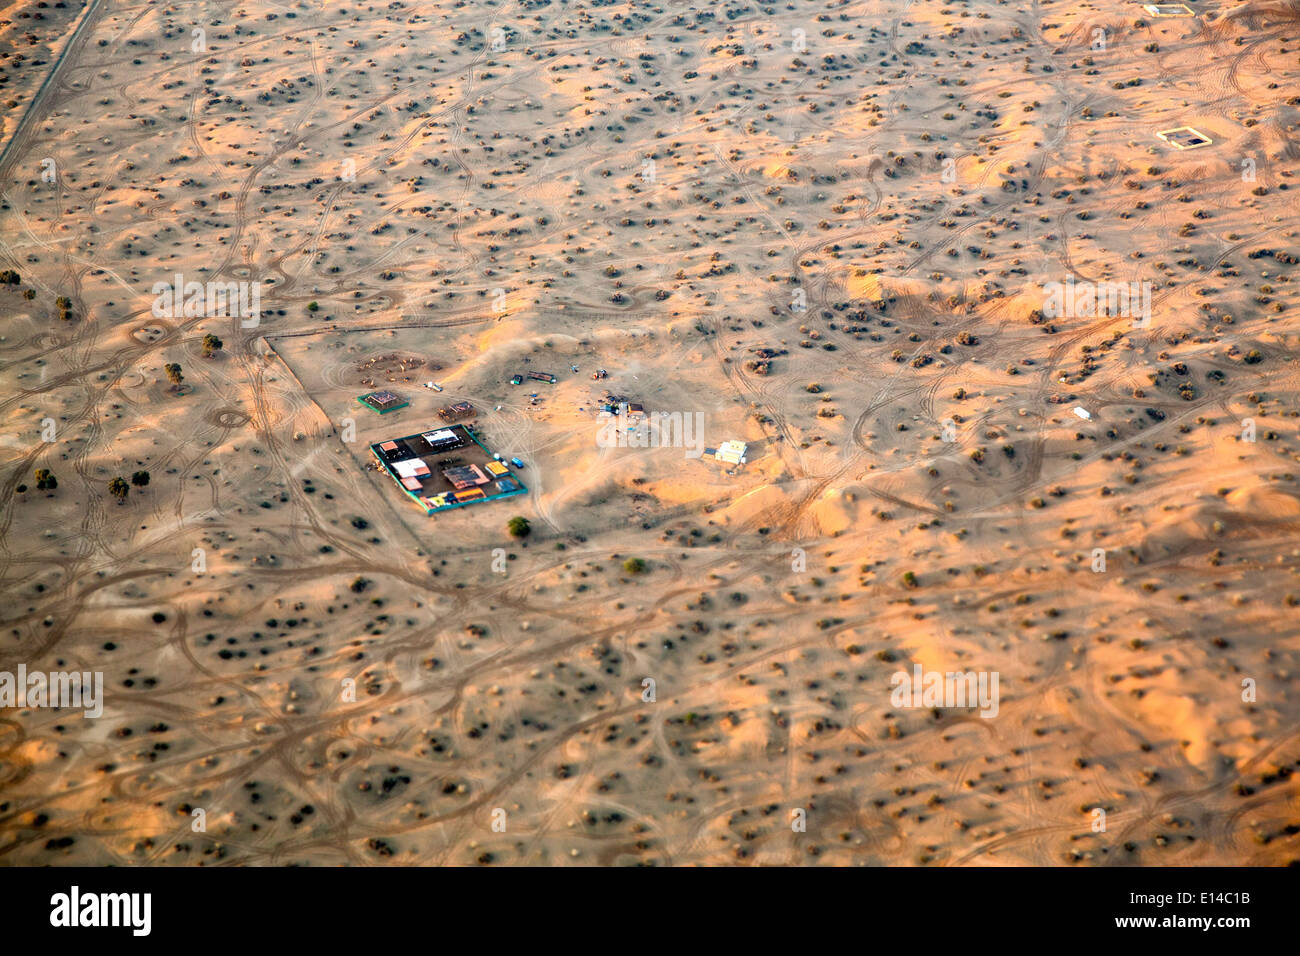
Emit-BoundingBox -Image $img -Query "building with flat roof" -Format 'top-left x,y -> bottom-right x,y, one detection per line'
716,440 -> 748,465
422,428 -> 461,450
443,464 -> 489,490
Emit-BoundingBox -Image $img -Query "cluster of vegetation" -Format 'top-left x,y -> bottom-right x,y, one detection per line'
108,471 -> 150,502
0,270 -> 35,300
201,334 -> 223,358
18,468 -> 59,495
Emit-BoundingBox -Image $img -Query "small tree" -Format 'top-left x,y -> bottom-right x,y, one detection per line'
34,468 -> 56,491
623,557 -> 647,574
201,333 -> 223,358
108,477 -> 130,502
131,470 -> 150,489
164,363 -> 184,389
507,516 -> 531,539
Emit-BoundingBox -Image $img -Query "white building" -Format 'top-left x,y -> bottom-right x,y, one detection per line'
716,440 -> 748,465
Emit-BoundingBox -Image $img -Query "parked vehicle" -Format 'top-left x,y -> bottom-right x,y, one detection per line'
510,457 -> 525,469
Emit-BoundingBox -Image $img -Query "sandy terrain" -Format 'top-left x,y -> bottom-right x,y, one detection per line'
1,0 -> 1299,865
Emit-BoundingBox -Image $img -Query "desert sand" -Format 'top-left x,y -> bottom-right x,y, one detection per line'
1,0 -> 1299,865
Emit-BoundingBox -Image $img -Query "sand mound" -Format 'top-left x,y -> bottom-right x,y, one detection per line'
712,483 -> 791,529
806,487 -> 862,536
1221,0 -> 1300,27
1137,507 -> 1220,562
1222,485 -> 1300,519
